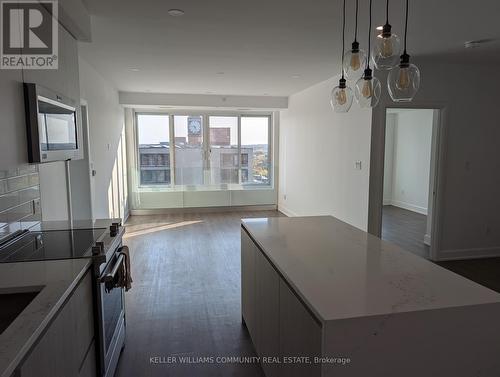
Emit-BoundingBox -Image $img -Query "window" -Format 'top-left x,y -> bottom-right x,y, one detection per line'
136,113 -> 271,188
173,115 -> 204,186
209,116 -> 238,184
137,114 -> 171,186
241,116 -> 270,184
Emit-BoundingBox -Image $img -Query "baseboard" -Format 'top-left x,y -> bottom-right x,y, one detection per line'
424,234 -> 431,246
277,204 -> 298,217
386,200 -> 428,215
130,204 -> 277,215
434,246 -> 500,261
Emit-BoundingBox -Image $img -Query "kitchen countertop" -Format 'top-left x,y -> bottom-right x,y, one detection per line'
0,257 -> 92,377
241,216 -> 500,322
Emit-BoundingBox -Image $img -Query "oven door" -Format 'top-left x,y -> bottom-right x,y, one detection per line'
96,250 -> 126,377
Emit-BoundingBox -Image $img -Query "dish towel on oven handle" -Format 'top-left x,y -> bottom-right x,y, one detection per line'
116,245 -> 133,291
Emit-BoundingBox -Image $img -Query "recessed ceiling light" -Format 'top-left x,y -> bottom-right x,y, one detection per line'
292,74 -> 301,79
464,39 -> 494,48
130,68 -> 140,72
168,9 -> 185,17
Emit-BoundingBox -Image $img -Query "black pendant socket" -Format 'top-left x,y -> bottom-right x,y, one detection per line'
382,23 -> 392,38
363,68 -> 373,80
399,52 -> 410,68
339,78 -> 347,89
351,41 -> 360,53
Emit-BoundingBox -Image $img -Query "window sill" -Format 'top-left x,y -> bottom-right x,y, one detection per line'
137,184 -> 273,193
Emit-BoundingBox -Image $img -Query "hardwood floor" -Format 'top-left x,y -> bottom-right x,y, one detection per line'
382,205 -> 430,258
115,210 -> 283,377
382,205 -> 500,296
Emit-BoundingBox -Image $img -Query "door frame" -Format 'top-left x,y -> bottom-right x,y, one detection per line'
367,102 -> 449,260
80,99 -> 95,220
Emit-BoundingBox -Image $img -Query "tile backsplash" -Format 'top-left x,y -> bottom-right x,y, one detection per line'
0,165 -> 41,241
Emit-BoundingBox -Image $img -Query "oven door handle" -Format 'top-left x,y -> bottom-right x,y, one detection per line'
99,253 -> 125,283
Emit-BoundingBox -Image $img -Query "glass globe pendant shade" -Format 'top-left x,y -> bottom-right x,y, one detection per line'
354,68 -> 381,108
330,78 -> 354,113
371,24 -> 401,70
343,41 -> 367,81
387,54 -> 420,102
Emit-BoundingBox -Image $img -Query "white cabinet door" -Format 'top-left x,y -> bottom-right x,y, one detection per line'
279,280 -> 322,377
20,270 -> 95,377
241,229 -> 257,340
256,250 -> 280,377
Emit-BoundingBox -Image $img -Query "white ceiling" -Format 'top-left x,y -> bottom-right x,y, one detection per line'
79,0 -> 500,96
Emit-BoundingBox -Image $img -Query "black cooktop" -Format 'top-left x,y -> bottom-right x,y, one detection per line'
0,228 -> 107,263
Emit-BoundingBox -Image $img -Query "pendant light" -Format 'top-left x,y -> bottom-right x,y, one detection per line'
343,0 -> 366,81
372,0 -> 401,69
387,0 -> 420,102
354,0 -> 381,108
330,0 -> 353,113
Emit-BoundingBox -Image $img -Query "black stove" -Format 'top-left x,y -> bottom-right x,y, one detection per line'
0,228 -> 107,263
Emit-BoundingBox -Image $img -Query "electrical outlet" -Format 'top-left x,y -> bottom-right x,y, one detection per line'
355,161 -> 362,170
283,194 -> 287,201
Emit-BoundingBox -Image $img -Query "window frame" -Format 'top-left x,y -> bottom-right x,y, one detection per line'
135,112 -> 173,188
134,110 -> 273,190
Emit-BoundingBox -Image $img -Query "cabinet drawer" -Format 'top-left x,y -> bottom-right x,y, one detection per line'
279,280 -> 322,377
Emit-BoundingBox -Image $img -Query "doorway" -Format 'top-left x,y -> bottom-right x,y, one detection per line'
380,108 -> 441,259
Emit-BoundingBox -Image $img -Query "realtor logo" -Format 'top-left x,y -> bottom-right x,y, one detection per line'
1,0 -> 58,69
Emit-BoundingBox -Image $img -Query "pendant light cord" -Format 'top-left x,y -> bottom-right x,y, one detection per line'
403,0 -> 409,54
385,0 -> 390,25
354,0 -> 359,42
366,0 -> 372,69
341,0 -> 346,79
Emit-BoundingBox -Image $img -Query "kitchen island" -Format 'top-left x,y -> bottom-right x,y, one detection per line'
241,216 -> 500,377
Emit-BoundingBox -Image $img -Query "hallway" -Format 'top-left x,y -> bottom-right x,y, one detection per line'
382,205 -> 430,259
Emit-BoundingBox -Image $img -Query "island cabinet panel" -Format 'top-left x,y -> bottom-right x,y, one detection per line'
279,280 -> 322,377
241,230 -> 257,340
19,270 -> 95,377
242,228 -> 322,377
255,250 -> 280,377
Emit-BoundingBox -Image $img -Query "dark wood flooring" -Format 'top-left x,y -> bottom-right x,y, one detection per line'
382,205 -> 500,296
382,205 -> 430,258
115,210 -> 283,377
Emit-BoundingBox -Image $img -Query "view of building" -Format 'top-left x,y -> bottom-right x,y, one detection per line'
138,127 -> 269,186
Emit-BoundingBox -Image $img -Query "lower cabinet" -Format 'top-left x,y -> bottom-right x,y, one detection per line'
279,280 -> 322,377
242,228 -> 322,377
255,250 -> 280,377
19,270 -> 95,377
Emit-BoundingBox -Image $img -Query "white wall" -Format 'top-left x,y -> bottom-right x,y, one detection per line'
383,114 -> 396,204
0,11 -> 82,221
278,76 -> 372,231
372,58 -> 500,260
383,109 -> 434,215
79,57 -> 128,220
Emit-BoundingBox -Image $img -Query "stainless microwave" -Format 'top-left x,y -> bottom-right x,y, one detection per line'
24,83 -> 83,163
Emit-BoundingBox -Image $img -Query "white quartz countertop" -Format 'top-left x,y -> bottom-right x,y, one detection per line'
0,258 -> 92,377
241,216 -> 500,323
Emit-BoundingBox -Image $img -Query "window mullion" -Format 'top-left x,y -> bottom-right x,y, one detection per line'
169,114 -> 175,186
